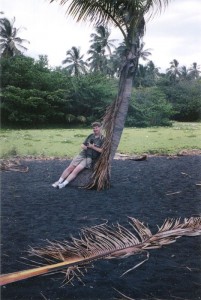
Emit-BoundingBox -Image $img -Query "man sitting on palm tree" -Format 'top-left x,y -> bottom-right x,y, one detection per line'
52,122 -> 104,189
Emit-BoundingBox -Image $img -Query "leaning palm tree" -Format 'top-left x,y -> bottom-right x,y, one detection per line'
50,0 -> 171,190
0,16 -> 29,57
62,46 -> 88,76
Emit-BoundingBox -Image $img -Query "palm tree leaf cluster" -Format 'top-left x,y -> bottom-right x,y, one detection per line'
51,0 -> 169,36
0,216 -> 200,286
62,46 -> 88,76
87,25 -> 117,74
0,14 -> 29,57
167,59 -> 201,82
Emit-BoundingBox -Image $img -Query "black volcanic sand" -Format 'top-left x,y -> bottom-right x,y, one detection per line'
1,156 -> 201,300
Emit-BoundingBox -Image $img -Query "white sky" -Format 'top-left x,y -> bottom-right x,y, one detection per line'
1,0 -> 201,71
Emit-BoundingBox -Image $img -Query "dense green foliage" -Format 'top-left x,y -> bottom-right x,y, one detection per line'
127,87 -> 173,127
1,54 -> 200,127
159,80 -> 201,122
1,15 -> 201,128
1,56 -> 116,126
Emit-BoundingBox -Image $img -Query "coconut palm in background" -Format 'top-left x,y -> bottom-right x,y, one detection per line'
167,61 -> 200,82
135,64 -> 148,87
62,46 -> 88,76
166,59 -> 181,82
0,15 -> 29,57
87,41 -> 107,72
135,60 -> 160,87
180,65 -> 188,81
90,25 -> 116,56
109,41 -> 152,79
188,62 -> 201,80
146,60 -> 160,80
108,42 -> 127,77
49,0 -> 171,190
87,25 -> 116,73
138,41 -> 152,62
115,41 -> 127,59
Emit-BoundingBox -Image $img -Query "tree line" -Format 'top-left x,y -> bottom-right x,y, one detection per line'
1,14 -> 201,128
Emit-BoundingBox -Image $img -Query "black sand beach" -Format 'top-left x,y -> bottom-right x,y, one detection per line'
1,155 -> 201,300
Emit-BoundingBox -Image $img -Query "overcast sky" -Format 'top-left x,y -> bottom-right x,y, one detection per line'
1,0 -> 201,71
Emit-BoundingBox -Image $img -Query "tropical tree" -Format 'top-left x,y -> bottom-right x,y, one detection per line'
62,46 -> 88,76
90,25 -> 116,56
105,53 -> 120,77
144,60 -> 160,86
0,16 -> 29,57
127,86 -> 173,127
166,59 -> 181,83
115,41 -> 127,58
138,41 -> 152,62
126,60 -> 159,87
87,25 -> 116,73
103,42 -> 126,77
188,62 -> 200,80
160,79 -> 201,122
87,42 -> 107,73
49,0 -> 171,190
110,41 -> 152,80
135,64 -> 148,87
180,65 -> 188,81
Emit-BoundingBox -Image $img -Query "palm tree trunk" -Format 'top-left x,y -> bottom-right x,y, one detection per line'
70,60 -> 136,190
86,47 -> 139,190
108,69 -> 133,162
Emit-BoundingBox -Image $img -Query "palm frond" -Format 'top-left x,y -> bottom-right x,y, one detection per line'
0,216 -> 200,286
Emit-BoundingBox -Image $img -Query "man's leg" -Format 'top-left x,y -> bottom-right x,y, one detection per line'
58,164 -> 85,189
52,165 -> 75,187
61,165 -> 76,179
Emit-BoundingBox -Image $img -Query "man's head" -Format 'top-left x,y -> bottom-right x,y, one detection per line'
91,121 -> 101,128
91,121 -> 102,135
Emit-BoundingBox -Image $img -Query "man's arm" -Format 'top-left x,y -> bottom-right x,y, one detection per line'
81,144 -> 88,150
87,143 -> 103,153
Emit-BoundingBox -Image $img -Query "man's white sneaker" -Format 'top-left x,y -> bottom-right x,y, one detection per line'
52,181 -> 60,188
58,182 -> 66,189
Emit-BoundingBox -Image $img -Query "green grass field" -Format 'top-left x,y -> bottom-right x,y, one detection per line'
0,122 -> 201,158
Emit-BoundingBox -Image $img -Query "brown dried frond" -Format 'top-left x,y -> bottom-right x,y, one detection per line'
0,216 -> 200,286
0,159 -> 28,172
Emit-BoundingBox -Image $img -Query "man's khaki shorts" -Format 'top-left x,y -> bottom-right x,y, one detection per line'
70,155 -> 92,169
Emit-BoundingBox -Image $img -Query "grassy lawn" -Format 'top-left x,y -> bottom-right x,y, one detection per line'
0,122 -> 201,159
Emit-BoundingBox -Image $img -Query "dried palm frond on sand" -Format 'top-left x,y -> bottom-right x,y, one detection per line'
0,159 -> 28,172
0,216 -> 200,286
